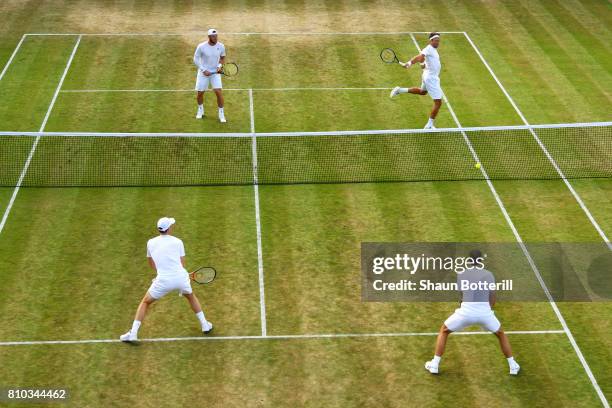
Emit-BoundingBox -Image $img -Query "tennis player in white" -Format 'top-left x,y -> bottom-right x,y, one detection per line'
194,28 -> 226,123
425,250 -> 520,375
120,217 -> 213,342
390,32 -> 443,129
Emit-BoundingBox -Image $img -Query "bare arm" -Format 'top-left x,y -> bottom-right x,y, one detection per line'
181,256 -> 186,269
147,256 -> 157,271
489,291 -> 497,308
410,53 -> 426,64
401,53 -> 425,68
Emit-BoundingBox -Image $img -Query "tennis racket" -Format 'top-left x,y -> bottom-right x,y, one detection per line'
219,62 -> 239,77
200,63 -> 239,78
190,267 -> 217,284
380,48 -> 400,64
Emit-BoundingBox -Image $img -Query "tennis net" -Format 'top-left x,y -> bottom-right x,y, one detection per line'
1,122 -> 610,187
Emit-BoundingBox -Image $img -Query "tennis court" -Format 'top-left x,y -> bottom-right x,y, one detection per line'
0,2 -> 610,406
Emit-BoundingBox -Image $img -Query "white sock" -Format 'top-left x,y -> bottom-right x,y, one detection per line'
507,357 -> 516,366
195,311 -> 207,326
198,104 -> 203,110
398,88 -> 409,94
131,320 -> 141,335
432,355 -> 441,366
427,118 -> 435,126
219,107 -> 224,114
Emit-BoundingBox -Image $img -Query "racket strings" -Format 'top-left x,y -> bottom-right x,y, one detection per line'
192,267 -> 216,284
380,48 -> 398,63
223,63 -> 239,76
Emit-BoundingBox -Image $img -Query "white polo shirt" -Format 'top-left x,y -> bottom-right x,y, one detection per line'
193,41 -> 226,73
421,44 -> 441,77
146,235 -> 186,277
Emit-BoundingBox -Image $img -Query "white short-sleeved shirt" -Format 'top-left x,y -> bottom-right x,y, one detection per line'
146,235 -> 186,277
421,44 -> 441,77
457,267 -> 495,316
194,41 -> 226,74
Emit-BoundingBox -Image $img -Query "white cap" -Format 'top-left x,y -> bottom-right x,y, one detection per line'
207,28 -> 218,36
157,217 -> 175,232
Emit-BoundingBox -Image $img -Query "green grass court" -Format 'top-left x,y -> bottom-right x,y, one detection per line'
0,1 -> 611,407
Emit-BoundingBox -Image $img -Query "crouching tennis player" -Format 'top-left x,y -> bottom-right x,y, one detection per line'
120,217 -> 212,342
425,250 -> 520,375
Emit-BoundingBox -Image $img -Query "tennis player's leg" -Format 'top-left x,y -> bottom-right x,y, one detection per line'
390,72 -> 431,98
179,275 -> 213,333
211,73 -> 225,123
134,292 -> 156,322
425,325 -> 453,374
495,329 -> 514,357
389,85 -> 427,98
196,91 -> 205,118
121,276 -> 176,342
195,72 -> 210,119
425,311 -> 472,373
120,291 -> 157,342
482,314 -> 520,375
424,77 -> 442,129
425,99 -> 442,129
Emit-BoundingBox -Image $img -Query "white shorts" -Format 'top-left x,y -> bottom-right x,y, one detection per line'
148,273 -> 193,299
421,75 -> 443,100
444,309 -> 501,332
195,71 -> 222,91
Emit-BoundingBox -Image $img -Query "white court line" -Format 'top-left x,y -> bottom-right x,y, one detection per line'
24,31 -> 466,37
410,33 -> 608,408
0,330 -> 564,346
60,87 -> 391,93
39,37 -> 81,130
249,89 -> 256,133
249,88 -> 267,336
0,34 -> 26,82
463,32 -> 612,253
0,36 -> 82,236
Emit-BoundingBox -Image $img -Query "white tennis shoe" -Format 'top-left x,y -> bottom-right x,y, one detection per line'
509,362 -> 521,375
389,86 -> 401,98
424,124 -> 436,130
196,107 -> 204,119
219,112 -> 226,123
202,321 -> 213,334
424,360 -> 439,374
120,330 -> 138,343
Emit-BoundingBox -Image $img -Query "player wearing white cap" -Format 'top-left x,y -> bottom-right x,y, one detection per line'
194,28 -> 227,122
389,32 -> 443,129
424,250 -> 520,375
120,217 -> 213,342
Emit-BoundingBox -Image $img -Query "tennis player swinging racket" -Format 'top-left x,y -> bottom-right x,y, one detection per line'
120,217 -> 214,342
387,32 -> 444,129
